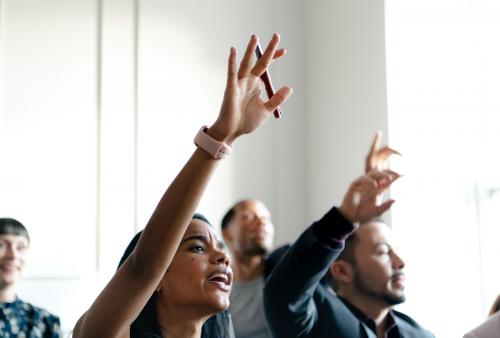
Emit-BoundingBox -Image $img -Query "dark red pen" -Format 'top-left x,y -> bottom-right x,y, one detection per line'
255,42 -> 281,118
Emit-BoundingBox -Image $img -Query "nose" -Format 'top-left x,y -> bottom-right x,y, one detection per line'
391,250 -> 405,270
212,247 -> 230,266
4,244 -> 16,260
253,215 -> 270,230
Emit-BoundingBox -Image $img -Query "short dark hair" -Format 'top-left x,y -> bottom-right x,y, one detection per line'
0,218 -> 30,243
220,207 -> 236,230
117,213 -> 231,338
220,200 -> 248,230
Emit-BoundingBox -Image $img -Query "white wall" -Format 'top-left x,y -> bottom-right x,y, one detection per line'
303,0 -> 389,223
0,0 -> 389,333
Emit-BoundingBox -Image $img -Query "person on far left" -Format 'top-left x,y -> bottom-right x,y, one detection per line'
0,217 -> 61,337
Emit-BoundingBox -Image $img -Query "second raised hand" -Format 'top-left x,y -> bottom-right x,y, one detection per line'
339,170 -> 401,224
365,130 -> 401,173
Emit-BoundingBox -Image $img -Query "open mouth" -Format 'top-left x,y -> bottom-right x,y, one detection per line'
208,272 -> 232,291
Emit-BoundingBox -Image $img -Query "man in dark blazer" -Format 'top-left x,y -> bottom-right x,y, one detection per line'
264,170 -> 435,338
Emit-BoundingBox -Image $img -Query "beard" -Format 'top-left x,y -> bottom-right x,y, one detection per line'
242,240 -> 270,256
352,269 -> 406,306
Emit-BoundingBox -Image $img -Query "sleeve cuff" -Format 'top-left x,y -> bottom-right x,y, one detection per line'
312,207 -> 358,247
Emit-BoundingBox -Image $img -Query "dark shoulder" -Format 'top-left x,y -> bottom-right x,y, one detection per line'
263,244 -> 290,278
393,310 -> 435,337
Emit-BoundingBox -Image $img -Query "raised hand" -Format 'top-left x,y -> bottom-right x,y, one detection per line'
339,170 -> 400,224
209,33 -> 293,144
365,131 -> 400,173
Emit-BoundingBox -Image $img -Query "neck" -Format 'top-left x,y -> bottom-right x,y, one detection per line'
157,301 -> 205,338
0,284 -> 16,303
161,322 -> 202,338
231,253 -> 264,282
339,291 -> 390,329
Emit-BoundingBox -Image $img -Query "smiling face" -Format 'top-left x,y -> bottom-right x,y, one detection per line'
350,222 -> 406,305
157,219 -> 233,315
0,234 -> 29,288
222,200 -> 274,258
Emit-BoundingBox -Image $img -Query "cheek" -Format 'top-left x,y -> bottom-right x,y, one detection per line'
170,256 -> 209,284
362,258 -> 392,279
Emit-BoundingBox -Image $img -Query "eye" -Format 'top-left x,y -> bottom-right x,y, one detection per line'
376,245 -> 390,255
190,245 -> 206,253
16,244 -> 27,252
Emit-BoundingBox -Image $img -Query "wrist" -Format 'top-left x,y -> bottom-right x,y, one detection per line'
206,124 -> 236,146
338,205 -> 355,224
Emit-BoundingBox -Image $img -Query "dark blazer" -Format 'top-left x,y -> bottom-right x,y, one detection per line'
263,209 -> 434,338
263,244 -> 290,280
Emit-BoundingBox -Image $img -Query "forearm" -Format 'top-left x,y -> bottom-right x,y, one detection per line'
132,146 -> 220,276
265,207 -> 356,296
264,208 -> 356,330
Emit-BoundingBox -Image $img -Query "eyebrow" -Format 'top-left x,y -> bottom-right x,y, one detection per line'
373,242 -> 391,250
180,235 -> 208,245
180,234 -> 226,250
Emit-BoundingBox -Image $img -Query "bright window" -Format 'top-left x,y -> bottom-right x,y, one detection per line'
385,1 -> 500,337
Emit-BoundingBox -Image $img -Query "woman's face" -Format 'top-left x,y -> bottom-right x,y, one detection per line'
158,219 -> 232,315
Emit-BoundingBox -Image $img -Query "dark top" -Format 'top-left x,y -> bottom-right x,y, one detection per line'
0,298 -> 61,338
263,207 -> 435,338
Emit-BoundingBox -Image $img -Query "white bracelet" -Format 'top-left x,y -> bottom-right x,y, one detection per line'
194,126 -> 233,159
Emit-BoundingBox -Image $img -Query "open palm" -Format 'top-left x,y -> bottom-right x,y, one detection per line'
212,34 -> 292,143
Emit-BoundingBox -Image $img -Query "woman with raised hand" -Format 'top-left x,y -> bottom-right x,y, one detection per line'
72,33 -> 292,338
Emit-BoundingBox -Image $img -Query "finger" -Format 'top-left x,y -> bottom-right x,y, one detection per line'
251,33 -> 280,76
263,86 -> 293,112
369,130 -> 383,156
273,48 -> 287,60
367,170 -> 394,189
378,199 -> 395,215
368,169 -> 401,181
383,169 -> 401,182
226,47 -> 237,89
365,131 -> 383,173
376,170 -> 401,190
367,170 -> 389,183
377,146 -> 402,159
238,35 -> 258,79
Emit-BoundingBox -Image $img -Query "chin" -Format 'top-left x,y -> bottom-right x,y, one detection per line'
383,292 -> 406,306
206,297 -> 230,313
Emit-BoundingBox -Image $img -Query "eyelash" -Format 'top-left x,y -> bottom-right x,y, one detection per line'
190,245 -> 206,253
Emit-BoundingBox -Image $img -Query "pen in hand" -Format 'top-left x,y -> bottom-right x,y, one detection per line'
255,42 -> 282,119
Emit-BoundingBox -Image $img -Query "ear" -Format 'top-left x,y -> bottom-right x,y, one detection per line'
330,260 -> 354,285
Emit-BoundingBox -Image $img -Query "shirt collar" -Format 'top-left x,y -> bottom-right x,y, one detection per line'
338,296 -> 399,337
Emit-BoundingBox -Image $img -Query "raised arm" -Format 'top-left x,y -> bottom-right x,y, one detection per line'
264,170 -> 399,338
73,33 -> 292,338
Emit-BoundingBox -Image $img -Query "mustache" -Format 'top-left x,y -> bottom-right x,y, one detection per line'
391,271 -> 405,279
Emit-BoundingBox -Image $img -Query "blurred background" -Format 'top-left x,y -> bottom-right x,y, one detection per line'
0,0 -> 499,336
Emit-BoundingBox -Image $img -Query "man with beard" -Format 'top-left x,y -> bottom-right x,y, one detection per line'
221,199 -> 287,338
263,170 -> 435,338
222,132 -> 400,338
